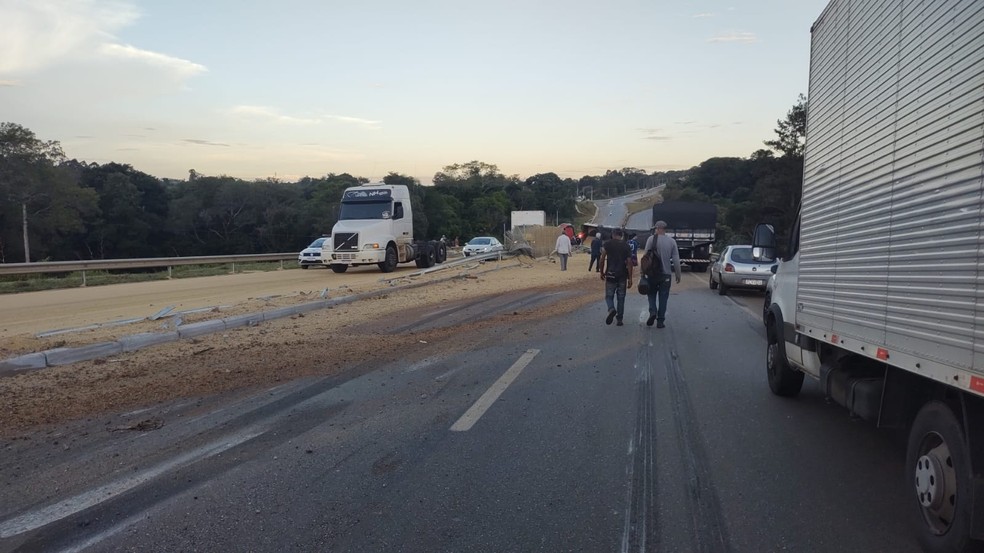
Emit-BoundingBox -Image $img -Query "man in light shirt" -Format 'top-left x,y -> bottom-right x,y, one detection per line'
643,220 -> 682,328
554,227 -> 572,271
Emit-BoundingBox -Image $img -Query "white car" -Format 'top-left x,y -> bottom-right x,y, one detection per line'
297,237 -> 327,268
462,236 -> 504,256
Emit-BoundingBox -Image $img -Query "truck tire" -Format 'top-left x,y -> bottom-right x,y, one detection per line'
766,318 -> 804,397
906,401 -> 979,553
330,264 -> 348,273
424,244 -> 436,268
378,245 -> 397,273
436,242 -> 447,263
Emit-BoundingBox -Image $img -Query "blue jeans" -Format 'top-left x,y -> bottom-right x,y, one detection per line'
605,278 -> 627,320
559,253 -> 569,271
646,274 -> 672,322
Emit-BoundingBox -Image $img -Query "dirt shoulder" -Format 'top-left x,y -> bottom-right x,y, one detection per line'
1,254 -> 601,436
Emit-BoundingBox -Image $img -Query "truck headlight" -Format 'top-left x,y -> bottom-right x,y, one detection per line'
362,243 -> 380,250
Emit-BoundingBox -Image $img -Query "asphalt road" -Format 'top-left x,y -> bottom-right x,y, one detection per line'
0,274 -> 922,553
592,188 -> 662,230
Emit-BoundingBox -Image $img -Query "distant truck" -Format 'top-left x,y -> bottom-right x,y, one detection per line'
753,1 -> 984,551
321,184 -> 446,273
648,201 -> 716,273
510,210 -> 546,230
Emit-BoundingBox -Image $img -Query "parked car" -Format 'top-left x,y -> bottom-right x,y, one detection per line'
708,245 -> 776,295
297,237 -> 327,268
462,236 -> 504,256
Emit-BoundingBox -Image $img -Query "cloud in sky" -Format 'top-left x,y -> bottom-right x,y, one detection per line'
0,0 -> 205,84
692,12 -> 715,18
0,80 -> 21,87
182,139 -> 230,147
229,105 -> 381,129
708,32 -> 760,44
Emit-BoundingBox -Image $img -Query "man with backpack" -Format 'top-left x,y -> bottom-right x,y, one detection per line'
642,220 -> 681,328
598,228 -> 633,326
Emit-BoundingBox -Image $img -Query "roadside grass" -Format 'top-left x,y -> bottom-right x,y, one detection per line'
625,192 -> 662,216
0,261 -> 299,295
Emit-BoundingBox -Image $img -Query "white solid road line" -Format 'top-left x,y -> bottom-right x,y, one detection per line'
450,349 -> 540,432
0,427 -> 264,539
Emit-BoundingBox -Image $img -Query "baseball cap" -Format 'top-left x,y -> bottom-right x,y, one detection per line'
653,220 -> 667,229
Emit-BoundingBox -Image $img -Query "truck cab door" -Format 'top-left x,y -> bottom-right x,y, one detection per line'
393,201 -> 412,245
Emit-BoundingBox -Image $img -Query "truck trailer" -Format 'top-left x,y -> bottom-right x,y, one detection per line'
648,201 -> 716,273
322,184 -> 447,273
754,1 -> 984,551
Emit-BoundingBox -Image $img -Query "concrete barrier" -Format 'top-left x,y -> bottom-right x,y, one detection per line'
0,352 -> 48,375
119,332 -> 180,353
176,320 -> 227,339
45,342 -> 124,366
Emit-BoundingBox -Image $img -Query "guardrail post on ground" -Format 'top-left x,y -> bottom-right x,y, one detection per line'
167,266 -> 172,279
81,270 -> 87,287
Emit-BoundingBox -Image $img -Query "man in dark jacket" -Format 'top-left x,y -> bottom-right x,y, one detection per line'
599,229 -> 633,326
588,232 -> 603,272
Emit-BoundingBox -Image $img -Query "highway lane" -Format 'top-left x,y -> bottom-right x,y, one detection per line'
1,277 -> 922,552
592,187 -> 661,230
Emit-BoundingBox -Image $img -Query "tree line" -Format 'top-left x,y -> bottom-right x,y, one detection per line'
0,97 -> 804,263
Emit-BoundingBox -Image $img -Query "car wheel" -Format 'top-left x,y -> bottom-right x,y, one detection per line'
766,318 -> 804,397
763,292 -> 772,325
378,245 -> 398,273
301,265 -> 309,269
464,252 -> 470,257
709,271 -> 718,290
718,279 -> 728,295
906,401 -> 977,553
330,264 -> 348,273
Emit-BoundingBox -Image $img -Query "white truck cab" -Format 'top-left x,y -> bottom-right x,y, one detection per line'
322,184 -> 445,273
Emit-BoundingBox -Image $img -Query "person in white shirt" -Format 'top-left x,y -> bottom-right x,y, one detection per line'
554,228 -> 573,271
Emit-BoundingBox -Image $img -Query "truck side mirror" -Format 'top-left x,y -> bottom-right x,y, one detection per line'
752,223 -> 776,261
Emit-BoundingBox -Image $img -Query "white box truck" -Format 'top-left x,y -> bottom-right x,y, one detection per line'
754,1 -> 984,551
510,210 -> 546,230
322,184 -> 447,273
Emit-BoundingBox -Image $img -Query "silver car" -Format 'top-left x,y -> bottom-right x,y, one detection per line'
709,245 -> 776,295
462,236 -> 504,256
297,237 -> 327,268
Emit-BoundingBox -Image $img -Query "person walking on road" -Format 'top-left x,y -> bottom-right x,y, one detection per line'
643,220 -> 681,328
554,228 -> 573,271
588,232 -> 603,272
627,233 -> 640,268
599,228 -> 633,326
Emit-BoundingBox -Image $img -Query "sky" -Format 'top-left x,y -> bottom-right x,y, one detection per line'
0,0 -> 831,184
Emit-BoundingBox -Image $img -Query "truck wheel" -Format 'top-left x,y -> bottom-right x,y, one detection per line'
378,245 -> 397,273
424,244 -> 436,268
709,272 -> 718,290
436,242 -> 447,263
766,319 -> 803,397
330,264 -> 348,273
906,401 -> 978,553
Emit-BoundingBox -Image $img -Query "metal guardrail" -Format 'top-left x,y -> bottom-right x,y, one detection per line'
0,253 -> 297,278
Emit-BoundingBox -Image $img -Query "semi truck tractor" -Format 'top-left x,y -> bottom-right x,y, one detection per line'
322,184 -> 447,273
753,1 -> 984,551
648,201 -> 716,273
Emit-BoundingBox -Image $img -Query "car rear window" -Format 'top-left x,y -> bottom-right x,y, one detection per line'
729,247 -> 755,263
730,247 -> 772,263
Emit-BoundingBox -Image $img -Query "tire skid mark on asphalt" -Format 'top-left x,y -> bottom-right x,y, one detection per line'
664,326 -> 732,553
383,290 -> 569,334
621,334 -> 659,552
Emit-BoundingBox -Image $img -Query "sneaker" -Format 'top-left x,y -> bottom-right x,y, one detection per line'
606,309 -> 617,325
656,320 -> 665,329
616,319 -> 624,326
646,314 -> 657,327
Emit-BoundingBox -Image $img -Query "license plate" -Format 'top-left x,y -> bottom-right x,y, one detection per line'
742,279 -> 764,286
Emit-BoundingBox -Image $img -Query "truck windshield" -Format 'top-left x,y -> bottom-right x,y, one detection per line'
339,201 -> 391,220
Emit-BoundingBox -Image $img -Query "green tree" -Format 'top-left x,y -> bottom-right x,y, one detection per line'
764,94 -> 807,158
0,123 -> 97,262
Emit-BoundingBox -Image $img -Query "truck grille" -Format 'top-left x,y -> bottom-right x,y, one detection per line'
333,232 -> 358,252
